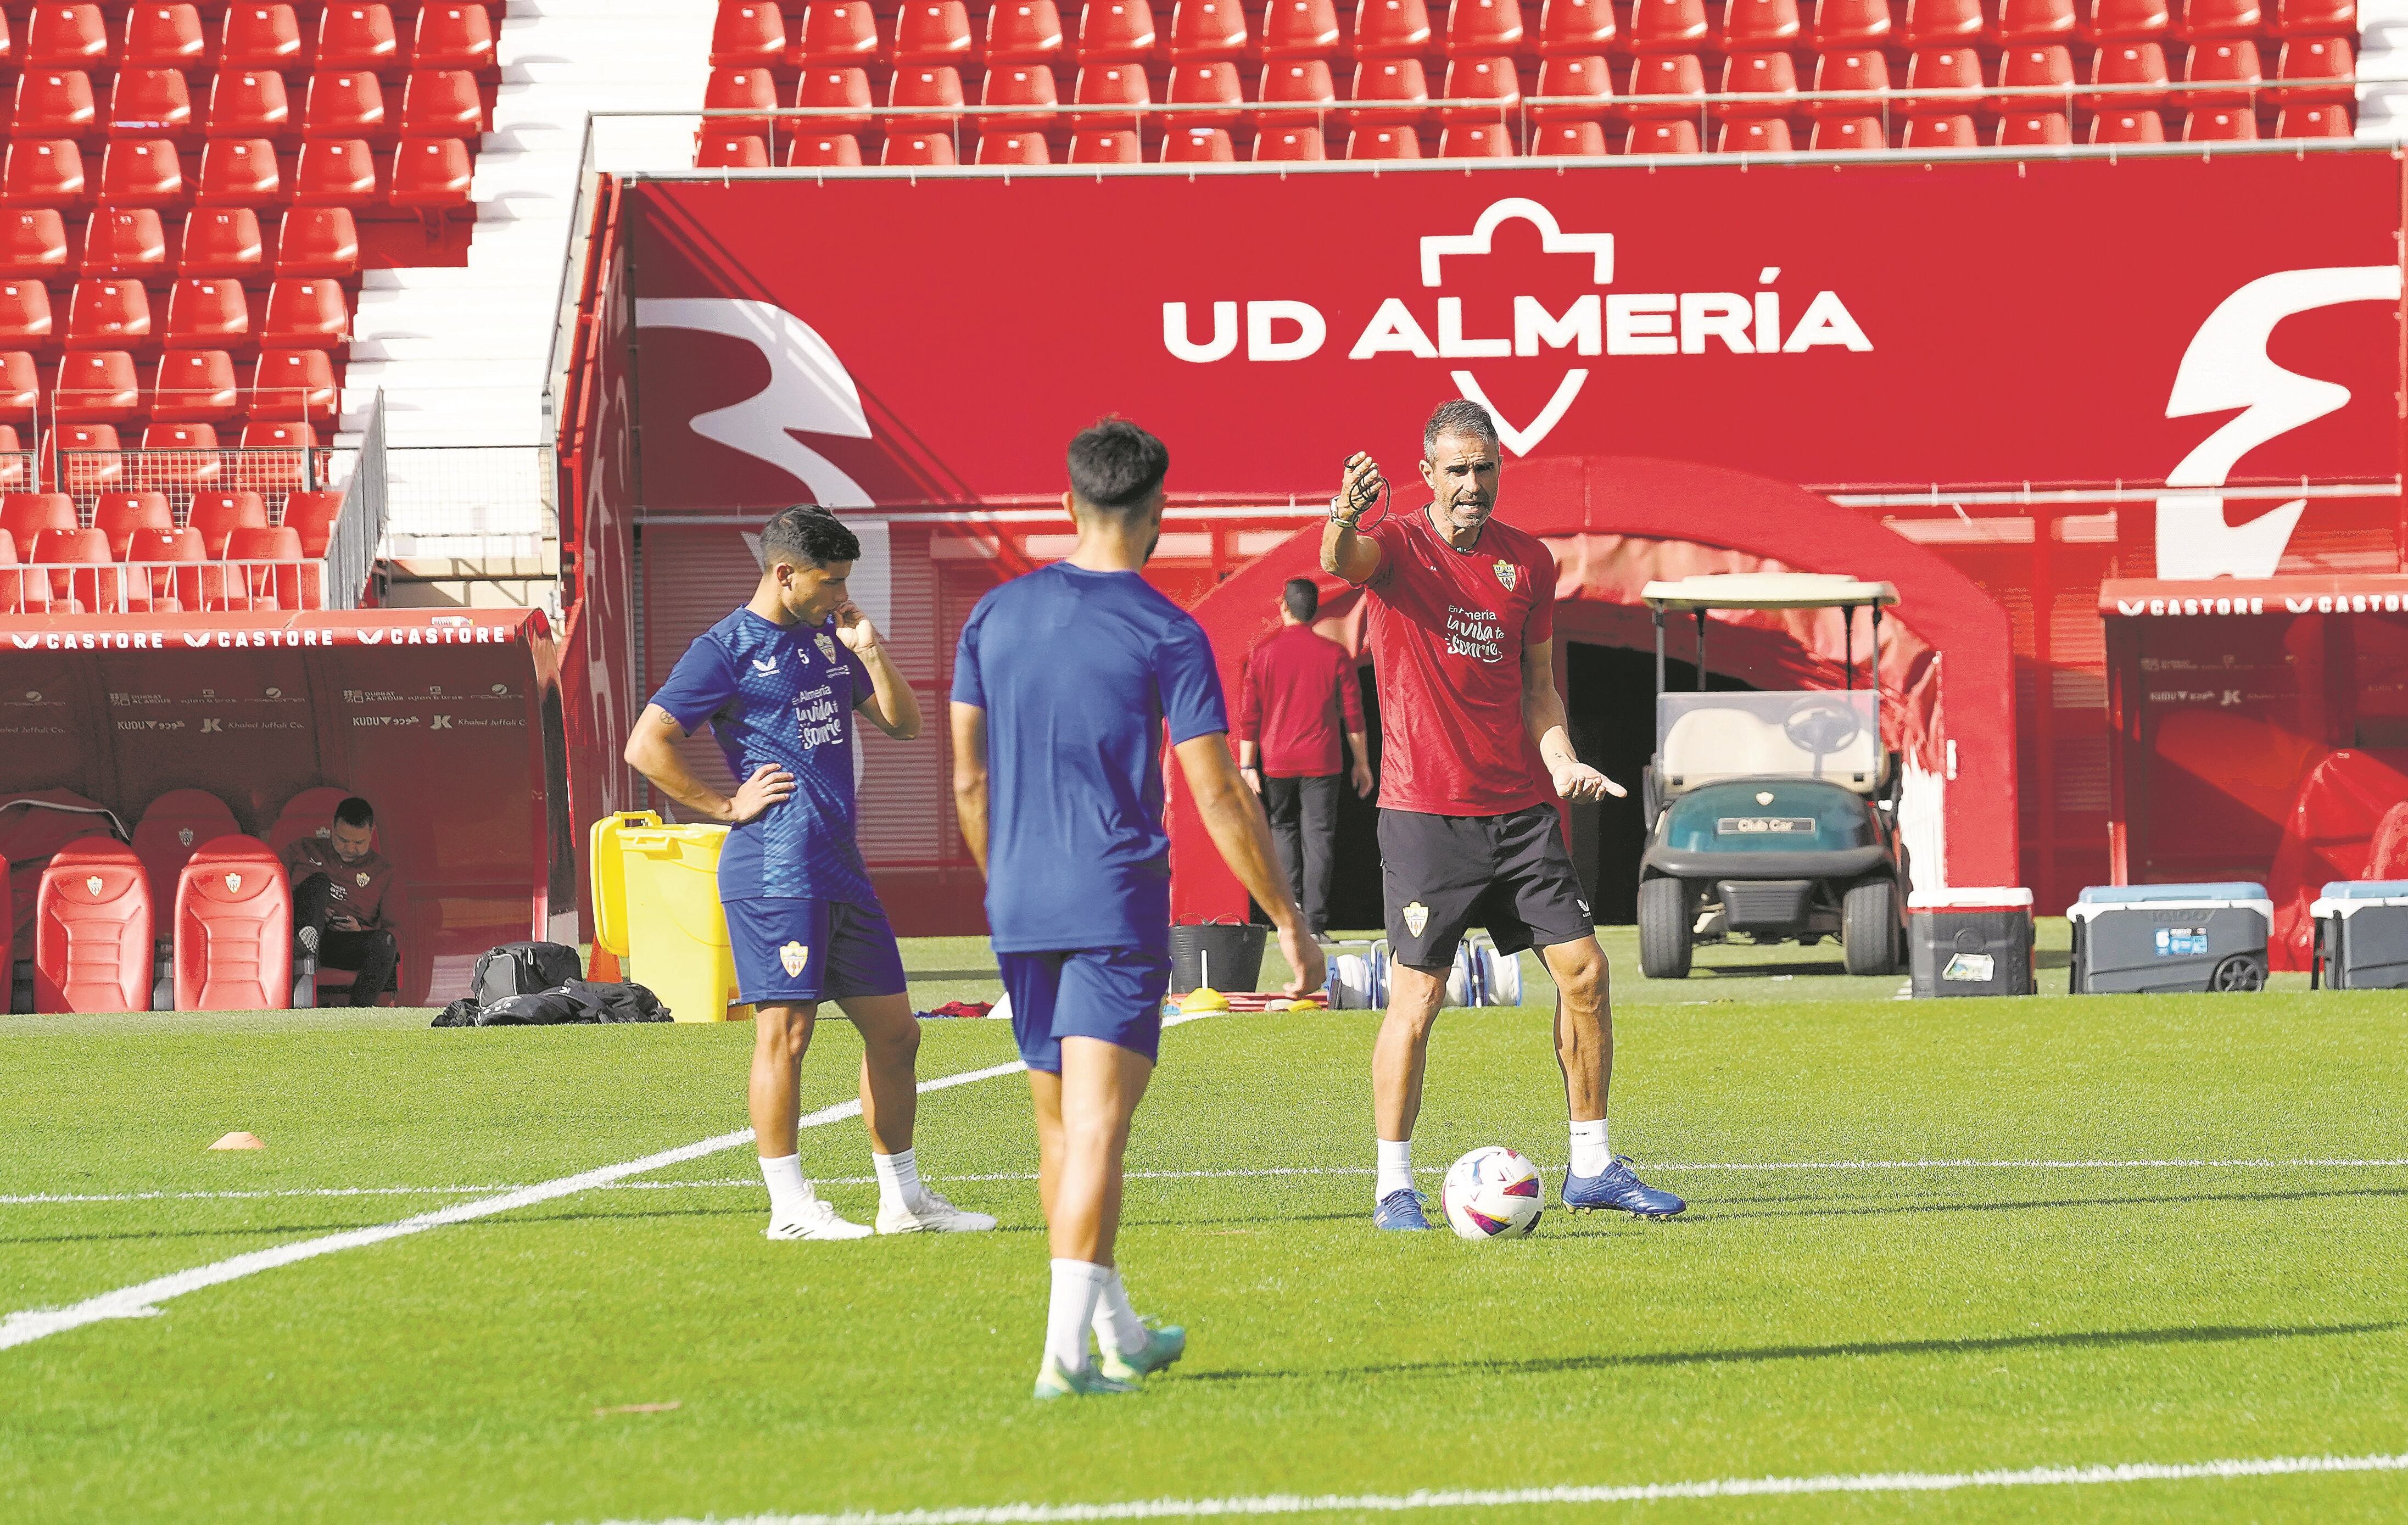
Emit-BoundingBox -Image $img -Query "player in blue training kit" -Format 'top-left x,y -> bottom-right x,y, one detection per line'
951,418 -> 1324,1399
627,505 -> 996,1242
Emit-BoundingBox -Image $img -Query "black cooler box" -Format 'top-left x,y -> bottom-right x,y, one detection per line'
1908,889 -> 2035,997
2310,881 -> 2408,990
2067,882 -> 2271,994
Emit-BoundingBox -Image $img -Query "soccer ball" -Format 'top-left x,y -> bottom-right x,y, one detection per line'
1440,1146 -> 1544,1240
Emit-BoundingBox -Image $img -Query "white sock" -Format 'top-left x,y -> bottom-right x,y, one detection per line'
759,1154 -> 812,1222
872,1147 -> 920,1213
1091,1267 -> 1148,1359
1569,1119 -> 1612,1177
1046,1259 -> 1110,1375
1376,1137 -> 1415,1199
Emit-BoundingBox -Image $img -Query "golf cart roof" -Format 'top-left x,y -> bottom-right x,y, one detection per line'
1640,573 -> 1901,612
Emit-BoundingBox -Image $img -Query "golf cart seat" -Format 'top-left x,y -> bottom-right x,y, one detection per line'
1660,697 -> 1887,795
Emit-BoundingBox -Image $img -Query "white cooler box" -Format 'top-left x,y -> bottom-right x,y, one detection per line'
2310,881 -> 2408,990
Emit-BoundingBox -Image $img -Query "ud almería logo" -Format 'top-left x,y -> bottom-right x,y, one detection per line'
1161,197 -> 1872,455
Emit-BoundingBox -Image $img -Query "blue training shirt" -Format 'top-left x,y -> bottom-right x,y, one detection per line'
952,562 -> 1229,953
650,607 -> 876,904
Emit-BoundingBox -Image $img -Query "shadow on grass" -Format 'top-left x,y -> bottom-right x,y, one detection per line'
1182,1319 -> 2404,1384
1703,1182 -> 2408,1224
1684,960 -> 1853,980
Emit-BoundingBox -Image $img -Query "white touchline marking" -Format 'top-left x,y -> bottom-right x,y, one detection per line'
0,1058 -> 1029,1353
586,1450 -> 2408,1524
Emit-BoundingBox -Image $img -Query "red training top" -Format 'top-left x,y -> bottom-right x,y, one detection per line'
283,836 -> 396,928
1236,622 -> 1366,778
1351,508 -> 1556,817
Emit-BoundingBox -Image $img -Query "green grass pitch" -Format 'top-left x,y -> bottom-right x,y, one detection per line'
4,923 -> 2407,1523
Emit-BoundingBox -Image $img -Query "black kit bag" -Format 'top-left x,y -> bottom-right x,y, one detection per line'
470,942 -> 584,1006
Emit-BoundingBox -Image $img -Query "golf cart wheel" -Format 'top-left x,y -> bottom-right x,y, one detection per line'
1842,878 -> 1898,976
2210,953 -> 2267,992
1638,877 -> 1692,980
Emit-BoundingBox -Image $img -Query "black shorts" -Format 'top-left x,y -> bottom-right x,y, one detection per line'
1378,804 -> 1595,970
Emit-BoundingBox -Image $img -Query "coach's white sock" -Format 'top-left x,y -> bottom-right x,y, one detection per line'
1376,1137 -> 1415,1199
759,1154 -> 812,1222
872,1148 -> 920,1213
1047,1259 -> 1110,1374
1569,1119 -> 1612,1178
1091,1268 -> 1148,1359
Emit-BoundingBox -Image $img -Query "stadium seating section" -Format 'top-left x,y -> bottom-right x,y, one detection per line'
695,0 -> 2359,163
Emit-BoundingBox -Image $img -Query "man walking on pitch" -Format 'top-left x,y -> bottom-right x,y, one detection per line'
625,505 -> 995,1242
952,418 -> 1324,1398
1236,578 -> 1374,937
1322,400 -> 1686,1230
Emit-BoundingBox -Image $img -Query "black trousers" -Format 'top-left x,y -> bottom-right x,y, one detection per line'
293,872 -> 400,1007
1261,773 -> 1342,935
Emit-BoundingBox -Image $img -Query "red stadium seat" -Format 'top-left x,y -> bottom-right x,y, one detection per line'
1627,0 -> 1708,52
414,3 -> 495,69
174,835 -> 293,1012
267,788 -> 355,857
1440,56 -> 1520,120
188,488 -> 267,554
1809,114 -> 1885,147
2272,0 -> 2353,33
712,2 -> 787,65
31,525 -> 121,611
1902,45 -> 1982,112
131,788 -> 239,918
281,487 -> 342,555
2183,40 -> 2262,104
0,354 -> 37,421
36,839 -> 153,1012
787,132 -> 864,165
65,279 -> 152,351
241,417 -> 315,455
1535,0 -> 1615,51
1998,43 -> 2076,108
122,524 -> 205,611
2275,102 -> 2352,134
1070,63 -> 1150,126
222,4 -> 306,70
0,282 -> 55,352
318,4 -> 399,71
706,66 -> 778,137
26,5 -> 109,70
882,132 -> 960,165
1812,0 -> 1891,44
4,141 -> 90,208
209,71 -> 292,137
1439,121 -> 1516,154
1718,116 -> 1795,150
695,132 -> 770,168
1259,59 -> 1338,118
1254,124 -> 1328,158
2086,0 -> 2171,35
1077,0 -> 1158,60
1346,125 -> 1423,157
109,69 -> 196,139
2091,105 -> 2166,138
1717,50 -> 1798,115
2274,37 -> 2352,105
17,71 -> 99,139
252,349 -> 337,421
1627,119 -> 1704,152
1,211 -> 68,277
896,1 -> 976,61
1160,124 -> 1234,159
887,66 -> 966,132
986,0 -> 1068,60
182,208 -> 266,275
1997,108 -> 2074,143
798,66 -> 875,130
1348,58 -> 1430,123
305,72 -> 388,139
1625,52 -> 1708,116
1067,126 -> 1143,161
1168,62 -> 1246,126
400,71 -> 484,138
1445,0 -> 1526,53
262,278 -> 347,350
153,349 -> 239,420
294,138 -> 378,205
166,277 -> 251,350
99,139 -> 188,208
0,492 -> 74,544
1902,112 -> 1979,145
1533,120 -> 1611,152
53,421 -> 120,493
1170,0 -> 1249,56
54,349 -> 139,421
975,129 -> 1052,161
1995,0 -> 2077,40
1809,48 -> 1890,113
1723,0 -> 1803,48
1355,0 -> 1434,58
2088,40 -> 2169,104
1260,0 -> 1342,54
2183,105 -> 2258,137
141,420 -> 221,467
196,137 -> 281,204
125,4 -> 210,68
389,138 -> 472,209
0,527 -> 29,612
225,523 -> 308,608
2181,0 -> 2261,35
1534,54 -> 1615,119
797,2 -> 882,63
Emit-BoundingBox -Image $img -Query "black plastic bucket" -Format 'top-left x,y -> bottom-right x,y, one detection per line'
1169,920 -> 1266,994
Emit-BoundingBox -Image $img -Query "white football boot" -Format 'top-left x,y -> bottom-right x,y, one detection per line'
765,1193 -> 874,1241
876,1187 -> 998,1234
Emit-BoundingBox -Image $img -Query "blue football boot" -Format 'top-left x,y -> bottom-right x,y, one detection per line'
1562,1156 -> 1686,1219
1373,1187 -> 1434,1231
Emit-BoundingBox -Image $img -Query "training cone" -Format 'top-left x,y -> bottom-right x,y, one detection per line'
1180,986 -> 1230,1014
208,1131 -> 266,1150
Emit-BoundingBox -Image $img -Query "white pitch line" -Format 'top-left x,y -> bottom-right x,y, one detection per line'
0,1058 -> 1028,1353
589,1451 -> 2408,1525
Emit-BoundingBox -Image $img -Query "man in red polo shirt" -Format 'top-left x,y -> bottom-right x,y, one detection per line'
1236,578 -> 1373,938
1322,399 -> 1686,1231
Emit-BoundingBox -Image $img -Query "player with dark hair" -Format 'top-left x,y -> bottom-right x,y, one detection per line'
1322,400 -> 1686,1230
287,795 -> 399,1007
626,504 -> 995,1242
953,417 -> 1324,1399
1236,577 -> 1372,936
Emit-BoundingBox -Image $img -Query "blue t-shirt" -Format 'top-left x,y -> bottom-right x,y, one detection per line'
649,607 -> 876,904
952,562 -> 1229,953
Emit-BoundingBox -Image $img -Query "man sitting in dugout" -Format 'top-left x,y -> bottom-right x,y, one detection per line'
286,795 -> 400,1006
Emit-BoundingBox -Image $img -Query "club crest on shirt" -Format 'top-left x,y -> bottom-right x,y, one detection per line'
1493,559 -> 1517,591
356,870 -> 371,886
1403,901 -> 1430,937
779,940 -> 809,977
815,633 -> 839,663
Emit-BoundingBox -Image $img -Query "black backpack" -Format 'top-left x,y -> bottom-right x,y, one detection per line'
470,942 -> 584,1005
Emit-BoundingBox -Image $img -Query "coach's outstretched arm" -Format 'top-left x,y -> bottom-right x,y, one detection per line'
1175,732 -> 1327,999
1519,638 -> 1625,804
948,701 -> 992,875
624,707 -> 796,825
1321,452 -> 1385,584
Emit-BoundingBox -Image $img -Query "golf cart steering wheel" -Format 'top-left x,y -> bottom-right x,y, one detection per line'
1782,699 -> 1863,756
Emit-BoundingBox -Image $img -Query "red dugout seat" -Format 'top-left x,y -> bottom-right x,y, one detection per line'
267,787 -> 354,857
174,834 -> 293,1011
36,839 -> 152,1012
131,788 -> 241,920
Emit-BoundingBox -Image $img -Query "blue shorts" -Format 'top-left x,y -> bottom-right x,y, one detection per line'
999,947 -> 1171,1074
724,898 -> 907,1007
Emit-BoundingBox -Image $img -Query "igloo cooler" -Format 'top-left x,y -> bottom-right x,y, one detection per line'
2067,882 -> 2271,994
1907,889 -> 2036,997
2309,881 -> 2408,990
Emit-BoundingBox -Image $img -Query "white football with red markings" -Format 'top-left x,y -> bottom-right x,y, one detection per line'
1440,1146 -> 1544,1241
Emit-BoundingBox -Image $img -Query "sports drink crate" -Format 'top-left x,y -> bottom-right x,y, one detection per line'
2309,881 -> 2408,990
2066,882 -> 2272,995
1907,888 -> 2035,997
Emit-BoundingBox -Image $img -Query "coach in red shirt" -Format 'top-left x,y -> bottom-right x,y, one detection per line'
1235,578 -> 1372,937
1322,399 -> 1685,1231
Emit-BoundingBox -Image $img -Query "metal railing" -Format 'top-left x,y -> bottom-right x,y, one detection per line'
327,390 -> 386,611
5,556 -> 328,614
382,441 -> 557,559
57,449 -> 334,520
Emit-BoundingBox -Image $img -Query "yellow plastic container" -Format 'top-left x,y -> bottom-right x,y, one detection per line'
590,810 -> 752,1024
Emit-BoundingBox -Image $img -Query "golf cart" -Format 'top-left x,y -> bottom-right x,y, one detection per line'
1634,574 -> 1906,980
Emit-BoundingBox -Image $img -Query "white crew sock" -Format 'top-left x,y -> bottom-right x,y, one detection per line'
872,1147 -> 920,1213
1046,1259 -> 1111,1375
1091,1267 -> 1148,1359
759,1154 -> 813,1222
1376,1137 -> 1415,1199
1569,1119 -> 1612,1178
